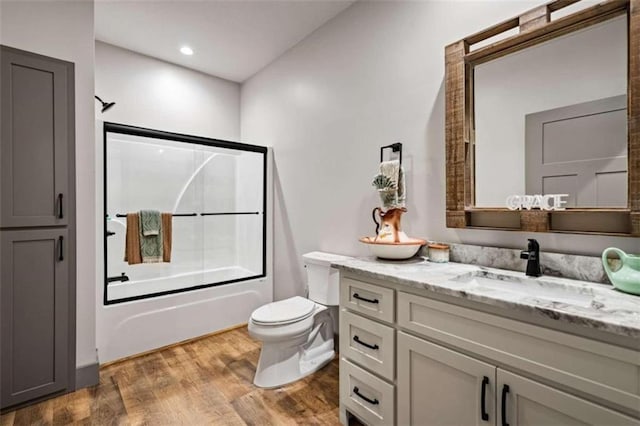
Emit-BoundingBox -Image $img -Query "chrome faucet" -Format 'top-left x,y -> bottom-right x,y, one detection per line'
520,239 -> 542,277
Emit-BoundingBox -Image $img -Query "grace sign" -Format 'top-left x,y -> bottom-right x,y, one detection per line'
506,194 -> 568,211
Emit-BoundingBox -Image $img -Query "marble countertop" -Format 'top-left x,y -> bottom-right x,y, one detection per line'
330,256 -> 640,340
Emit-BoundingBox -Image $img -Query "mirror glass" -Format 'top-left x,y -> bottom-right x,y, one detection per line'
474,16 -> 627,208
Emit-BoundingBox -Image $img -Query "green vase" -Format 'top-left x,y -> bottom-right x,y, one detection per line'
602,248 -> 640,295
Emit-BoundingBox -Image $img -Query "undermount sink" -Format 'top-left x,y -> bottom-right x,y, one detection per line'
451,270 -> 595,308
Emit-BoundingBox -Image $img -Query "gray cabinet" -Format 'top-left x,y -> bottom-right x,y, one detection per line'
498,370 -> 639,426
0,45 -> 75,410
396,332 -> 640,426
1,46 -> 72,228
1,229 -> 70,407
397,331 -> 495,426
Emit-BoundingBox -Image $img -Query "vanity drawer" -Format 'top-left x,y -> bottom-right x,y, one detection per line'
340,310 -> 395,381
340,358 -> 395,426
397,291 -> 640,415
340,277 -> 394,324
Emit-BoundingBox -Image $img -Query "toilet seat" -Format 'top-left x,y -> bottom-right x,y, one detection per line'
250,296 -> 316,326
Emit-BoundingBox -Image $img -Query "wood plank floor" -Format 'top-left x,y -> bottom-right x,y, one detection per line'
1,327 -> 343,426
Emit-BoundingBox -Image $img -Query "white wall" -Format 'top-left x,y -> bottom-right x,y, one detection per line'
95,41 -> 239,139
95,41 -> 273,363
1,0 -> 97,370
475,16 -> 627,206
241,0 -> 639,301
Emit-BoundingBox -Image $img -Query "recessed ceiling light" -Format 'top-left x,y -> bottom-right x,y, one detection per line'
180,46 -> 194,56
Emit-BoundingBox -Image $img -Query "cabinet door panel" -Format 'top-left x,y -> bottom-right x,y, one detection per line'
1,229 -> 69,408
498,370 -> 640,426
1,46 -> 72,227
397,331 -> 496,426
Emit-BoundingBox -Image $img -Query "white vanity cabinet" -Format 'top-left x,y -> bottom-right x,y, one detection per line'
338,274 -> 640,426
397,331 -> 495,426
339,277 -> 397,425
397,332 -> 639,426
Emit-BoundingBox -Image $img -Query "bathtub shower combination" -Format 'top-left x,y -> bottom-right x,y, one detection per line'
104,123 -> 267,304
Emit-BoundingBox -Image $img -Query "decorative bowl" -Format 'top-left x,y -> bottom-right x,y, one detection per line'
359,236 -> 427,260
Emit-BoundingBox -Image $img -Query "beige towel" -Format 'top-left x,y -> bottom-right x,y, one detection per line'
124,213 -> 172,265
124,213 -> 142,265
161,213 -> 172,262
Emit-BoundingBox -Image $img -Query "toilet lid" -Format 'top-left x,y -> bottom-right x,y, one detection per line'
251,296 -> 316,325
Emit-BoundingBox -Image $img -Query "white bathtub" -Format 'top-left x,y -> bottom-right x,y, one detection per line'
106,265 -> 261,301
98,274 -> 272,363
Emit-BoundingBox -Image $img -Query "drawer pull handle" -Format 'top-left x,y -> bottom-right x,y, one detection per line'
501,384 -> 510,426
353,335 -> 379,350
353,293 -> 379,304
481,376 -> 489,421
353,386 -> 379,405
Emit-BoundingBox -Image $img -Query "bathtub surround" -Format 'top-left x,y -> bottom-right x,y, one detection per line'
104,124 -> 267,303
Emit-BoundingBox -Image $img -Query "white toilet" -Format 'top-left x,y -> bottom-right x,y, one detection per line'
248,251 -> 351,388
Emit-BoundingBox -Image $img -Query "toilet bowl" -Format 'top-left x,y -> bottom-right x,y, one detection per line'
248,252 -> 351,388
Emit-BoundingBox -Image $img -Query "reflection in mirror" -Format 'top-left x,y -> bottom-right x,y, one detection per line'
474,16 -> 627,208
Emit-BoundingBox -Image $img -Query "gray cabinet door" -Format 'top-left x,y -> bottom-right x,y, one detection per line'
1,46 -> 73,228
397,331 -> 496,426
498,369 -> 640,426
1,229 -> 69,408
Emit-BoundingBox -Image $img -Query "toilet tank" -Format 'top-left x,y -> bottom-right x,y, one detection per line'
303,252 -> 352,306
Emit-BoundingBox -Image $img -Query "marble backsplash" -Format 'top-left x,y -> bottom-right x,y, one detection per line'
421,243 -> 611,285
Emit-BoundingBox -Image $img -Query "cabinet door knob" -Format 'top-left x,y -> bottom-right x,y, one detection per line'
501,384 -> 510,426
353,386 -> 379,405
353,335 -> 379,350
57,193 -> 64,219
481,376 -> 489,421
353,293 -> 379,304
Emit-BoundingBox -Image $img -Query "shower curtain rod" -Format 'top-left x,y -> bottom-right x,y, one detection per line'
113,212 -> 260,218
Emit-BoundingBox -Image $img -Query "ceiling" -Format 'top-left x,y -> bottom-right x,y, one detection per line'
95,0 -> 355,82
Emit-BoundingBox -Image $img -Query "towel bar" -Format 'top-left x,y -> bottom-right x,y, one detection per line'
113,212 -> 261,218
380,142 -> 402,166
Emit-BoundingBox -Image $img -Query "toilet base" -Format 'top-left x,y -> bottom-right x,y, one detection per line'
252,310 -> 335,388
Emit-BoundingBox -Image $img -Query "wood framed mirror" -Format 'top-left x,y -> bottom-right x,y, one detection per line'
445,0 -> 638,236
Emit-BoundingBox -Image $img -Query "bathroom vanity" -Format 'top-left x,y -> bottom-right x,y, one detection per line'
335,257 -> 640,426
